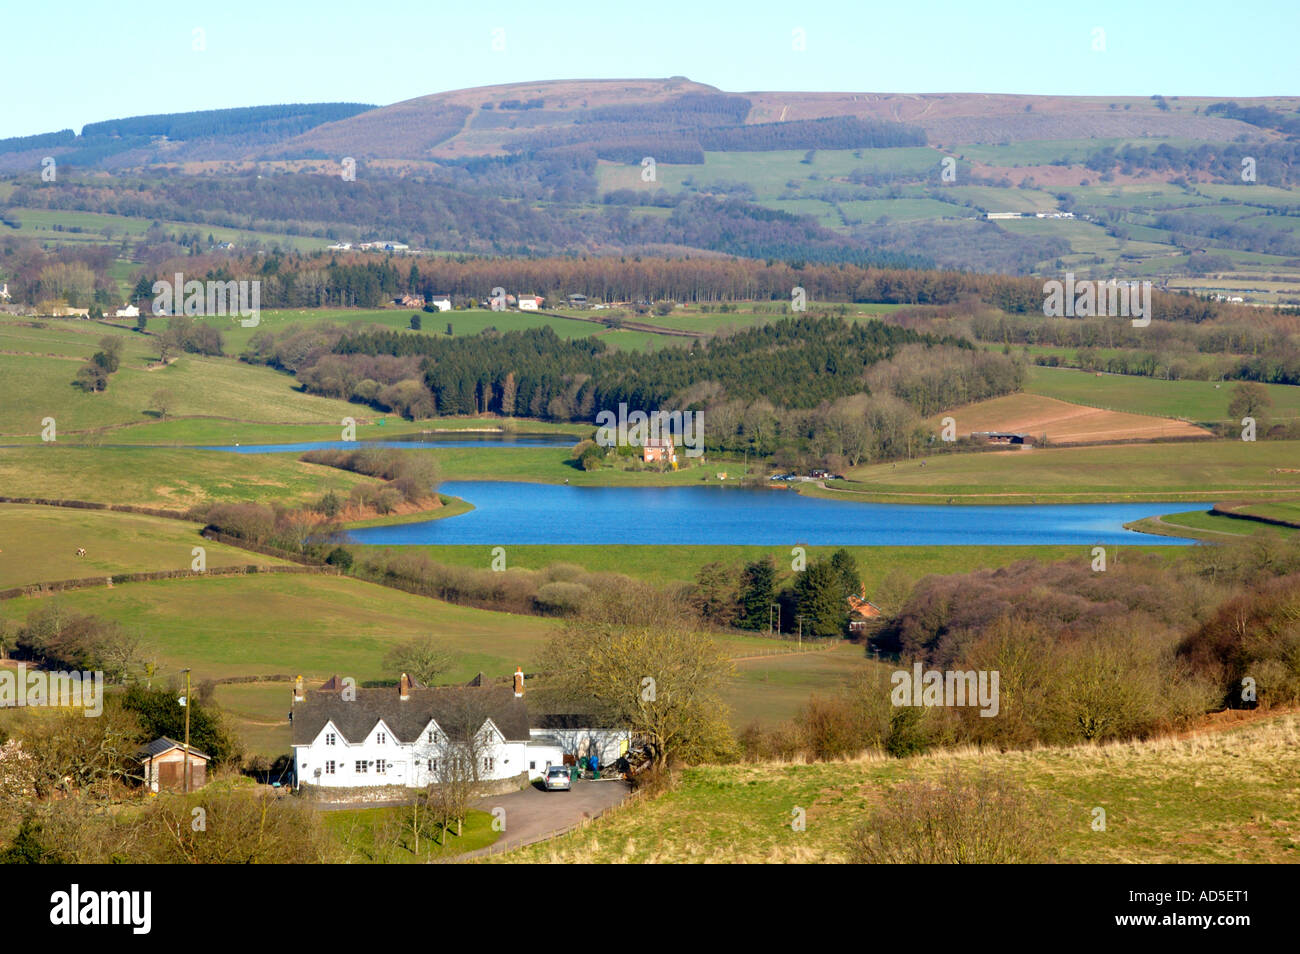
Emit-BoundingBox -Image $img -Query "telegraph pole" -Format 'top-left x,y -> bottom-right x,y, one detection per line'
181,668 -> 191,794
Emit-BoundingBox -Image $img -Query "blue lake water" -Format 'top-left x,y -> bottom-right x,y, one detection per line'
347,481 -> 1208,547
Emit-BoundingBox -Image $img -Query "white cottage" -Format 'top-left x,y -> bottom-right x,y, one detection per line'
291,672 -> 629,790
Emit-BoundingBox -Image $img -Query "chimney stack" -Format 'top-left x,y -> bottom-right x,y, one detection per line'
292,675 -> 304,703
399,672 -> 412,701
513,667 -> 524,698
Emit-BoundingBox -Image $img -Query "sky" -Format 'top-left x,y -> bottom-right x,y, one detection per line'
5,0 -> 1298,138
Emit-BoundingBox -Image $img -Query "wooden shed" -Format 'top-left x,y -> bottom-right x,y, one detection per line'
138,737 -> 209,793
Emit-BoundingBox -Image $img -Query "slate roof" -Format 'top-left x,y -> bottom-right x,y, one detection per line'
292,681 -> 531,746
138,736 -> 210,761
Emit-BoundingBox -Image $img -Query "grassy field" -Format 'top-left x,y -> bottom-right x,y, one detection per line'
0,446 -> 368,509
2,206 -> 329,254
385,543 -> 1101,586
1026,366 -> 1300,424
829,440 -> 1300,502
1125,508 -> 1297,540
502,712 -> 1300,863
0,572 -> 561,684
0,318 -> 366,439
1227,501 -> 1300,525
727,644 -> 878,727
326,805 -> 499,862
0,504 -> 287,587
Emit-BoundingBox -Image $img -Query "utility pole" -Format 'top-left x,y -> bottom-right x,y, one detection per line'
181,668 -> 191,794
769,603 -> 781,635
796,615 -> 803,648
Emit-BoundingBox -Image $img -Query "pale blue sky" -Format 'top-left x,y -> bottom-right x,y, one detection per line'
5,0 -> 1297,138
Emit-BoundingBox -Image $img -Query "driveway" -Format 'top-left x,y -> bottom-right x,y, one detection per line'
460,779 -> 631,860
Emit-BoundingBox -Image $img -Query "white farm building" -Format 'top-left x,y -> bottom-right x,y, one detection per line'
291,672 -> 630,790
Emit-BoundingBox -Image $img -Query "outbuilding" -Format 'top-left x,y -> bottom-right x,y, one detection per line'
138,737 -> 209,793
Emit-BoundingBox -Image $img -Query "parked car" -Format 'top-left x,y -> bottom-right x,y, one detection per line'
543,765 -> 571,791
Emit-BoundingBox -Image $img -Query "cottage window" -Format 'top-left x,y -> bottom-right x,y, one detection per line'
482,756 -> 495,773
376,731 -> 387,744
427,758 -> 437,772
325,761 -> 335,775
376,759 -> 388,775
355,760 -> 367,774
325,732 -> 336,746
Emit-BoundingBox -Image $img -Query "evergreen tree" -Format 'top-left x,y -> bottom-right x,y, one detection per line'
829,548 -> 862,600
738,557 -> 777,631
794,560 -> 849,638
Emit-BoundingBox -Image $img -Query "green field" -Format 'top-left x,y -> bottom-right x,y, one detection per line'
0,446 -> 368,509
597,148 -> 941,202
502,713 -> 1300,863
0,572 -> 560,685
2,206 -> 330,255
0,504 -> 287,588
389,543 -> 1099,587
0,318 -> 366,439
1026,365 -> 1300,424
326,806 -> 500,862
830,440 -> 1300,502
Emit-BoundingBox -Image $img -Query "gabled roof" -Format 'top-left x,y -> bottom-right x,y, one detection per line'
292,680 -> 531,746
138,736 -> 210,761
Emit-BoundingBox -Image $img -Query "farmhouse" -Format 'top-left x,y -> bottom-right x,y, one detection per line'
847,585 -> 882,636
394,293 -> 425,308
291,672 -> 629,790
113,304 -> 140,318
518,294 -> 544,311
428,294 -> 452,312
643,436 -> 675,463
137,737 -> 209,793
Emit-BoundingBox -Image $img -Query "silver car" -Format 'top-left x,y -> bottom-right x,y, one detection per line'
543,765 -> 571,791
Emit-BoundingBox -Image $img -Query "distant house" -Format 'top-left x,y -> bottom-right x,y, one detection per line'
383,242 -> 410,252
0,282 -> 9,300
517,294 -> 543,311
428,295 -> 452,312
51,305 -> 90,318
326,242 -> 352,251
985,212 -> 1025,220
113,304 -> 140,319
395,294 -> 425,308
847,585 -> 882,636
291,672 -> 629,789
643,436 -> 675,464
138,737 -> 209,793
567,294 -> 588,308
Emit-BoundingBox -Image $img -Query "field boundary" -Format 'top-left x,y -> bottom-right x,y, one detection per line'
1212,502 -> 1300,530
0,563 -> 340,601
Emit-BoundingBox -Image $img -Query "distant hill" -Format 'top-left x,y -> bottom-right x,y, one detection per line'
0,103 -> 376,173
4,80 -> 1300,277
262,80 -> 1278,163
